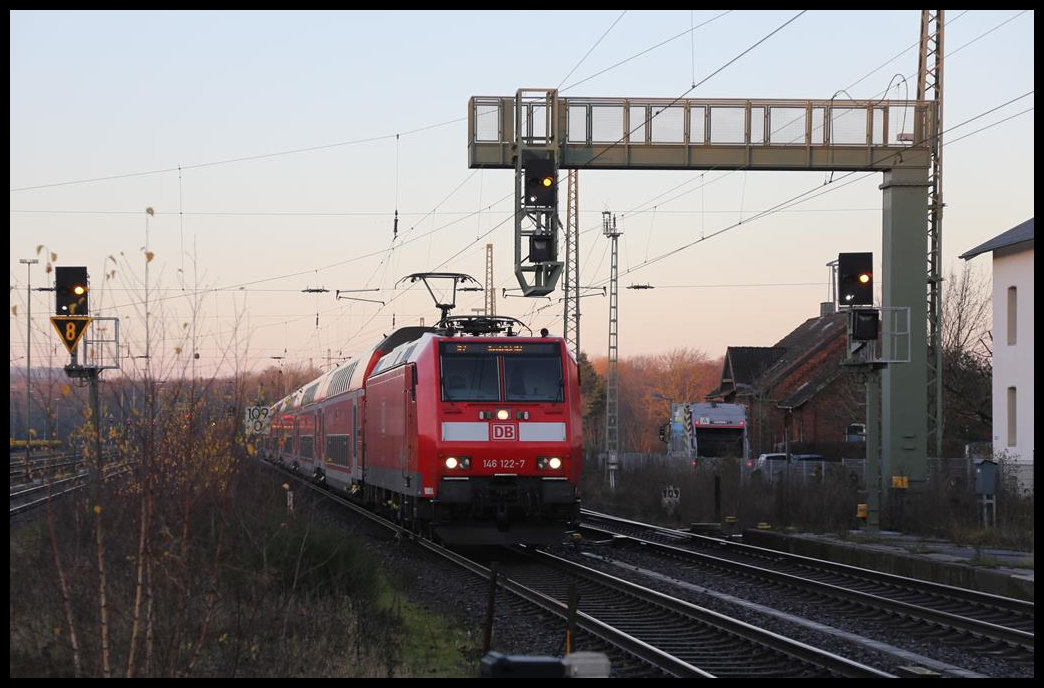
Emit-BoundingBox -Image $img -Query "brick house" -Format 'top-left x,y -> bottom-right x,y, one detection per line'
708,308 -> 866,459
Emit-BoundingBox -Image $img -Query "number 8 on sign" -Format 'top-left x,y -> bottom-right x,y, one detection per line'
50,316 -> 91,355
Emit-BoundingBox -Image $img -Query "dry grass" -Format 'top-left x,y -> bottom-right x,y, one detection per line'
10,449 -> 480,678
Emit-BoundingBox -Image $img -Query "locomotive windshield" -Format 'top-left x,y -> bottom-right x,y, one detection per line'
442,355 -> 500,401
440,341 -> 563,402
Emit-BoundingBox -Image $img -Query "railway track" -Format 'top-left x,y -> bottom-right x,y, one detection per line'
10,460 -> 132,519
576,509 -> 1034,676
10,474 -> 88,516
9,452 -> 84,486
269,460 -> 894,677
492,546 -> 892,677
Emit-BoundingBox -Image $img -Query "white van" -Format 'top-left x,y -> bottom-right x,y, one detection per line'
753,453 -> 788,481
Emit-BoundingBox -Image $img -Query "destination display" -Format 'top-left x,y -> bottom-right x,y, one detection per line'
440,341 -> 557,356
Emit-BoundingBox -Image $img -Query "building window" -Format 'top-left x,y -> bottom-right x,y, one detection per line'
1007,286 -> 1017,345
1007,387 -> 1017,447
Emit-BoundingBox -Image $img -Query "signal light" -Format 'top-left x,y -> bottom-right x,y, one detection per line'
55,266 -> 90,316
837,252 -> 873,306
523,157 -> 557,208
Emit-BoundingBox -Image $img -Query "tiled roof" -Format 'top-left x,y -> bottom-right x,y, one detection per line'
726,346 -> 785,386
777,364 -> 844,408
757,311 -> 847,391
709,312 -> 847,400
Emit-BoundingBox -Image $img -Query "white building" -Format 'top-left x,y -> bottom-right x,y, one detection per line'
960,218 -> 1034,493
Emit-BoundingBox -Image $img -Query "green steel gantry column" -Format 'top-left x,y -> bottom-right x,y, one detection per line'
881,165 -> 930,484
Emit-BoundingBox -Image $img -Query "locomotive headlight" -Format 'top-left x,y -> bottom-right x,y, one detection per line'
537,456 -> 562,470
444,456 -> 471,470
496,409 -> 510,421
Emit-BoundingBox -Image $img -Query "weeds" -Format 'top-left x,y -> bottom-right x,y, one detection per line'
10,442 -> 478,678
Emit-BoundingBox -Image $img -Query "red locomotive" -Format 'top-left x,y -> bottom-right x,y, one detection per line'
261,273 -> 582,545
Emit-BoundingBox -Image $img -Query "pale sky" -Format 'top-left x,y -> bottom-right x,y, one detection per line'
10,10 -> 1035,378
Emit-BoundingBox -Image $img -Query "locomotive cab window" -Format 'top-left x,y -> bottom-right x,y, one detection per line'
440,341 -> 563,403
441,355 -> 499,401
504,357 -> 562,402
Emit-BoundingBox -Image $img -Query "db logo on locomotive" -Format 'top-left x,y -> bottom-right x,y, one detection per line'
491,423 -> 517,441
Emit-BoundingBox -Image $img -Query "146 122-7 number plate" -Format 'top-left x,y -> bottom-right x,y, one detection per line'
482,458 -> 526,470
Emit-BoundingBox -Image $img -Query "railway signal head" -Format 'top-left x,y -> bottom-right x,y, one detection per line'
523,157 -> 557,208
850,308 -> 880,341
529,234 -> 556,263
55,266 -> 89,316
837,252 -> 873,306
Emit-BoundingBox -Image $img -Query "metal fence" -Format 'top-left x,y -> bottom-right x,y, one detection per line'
590,453 -> 1032,496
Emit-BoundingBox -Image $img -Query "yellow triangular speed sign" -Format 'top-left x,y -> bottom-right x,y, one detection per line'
51,316 -> 92,354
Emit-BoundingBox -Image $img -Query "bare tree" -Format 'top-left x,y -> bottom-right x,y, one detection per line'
943,261 -> 992,359
941,262 -> 993,449
587,349 -> 720,453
